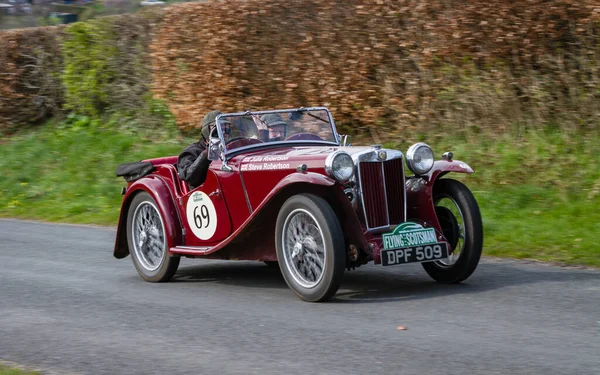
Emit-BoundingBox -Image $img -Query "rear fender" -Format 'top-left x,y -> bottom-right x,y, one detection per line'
405,159 -> 474,238
113,176 -> 182,259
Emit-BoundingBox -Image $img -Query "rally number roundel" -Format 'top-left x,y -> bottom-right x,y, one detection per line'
185,191 -> 217,240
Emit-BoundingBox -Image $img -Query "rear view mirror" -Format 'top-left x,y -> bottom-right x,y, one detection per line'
208,138 -> 221,161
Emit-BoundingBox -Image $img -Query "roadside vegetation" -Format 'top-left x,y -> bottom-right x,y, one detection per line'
1,1 -> 598,267
2,116 -> 598,267
0,364 -> 40,375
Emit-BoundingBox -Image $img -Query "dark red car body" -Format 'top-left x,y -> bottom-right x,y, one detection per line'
114,107 -> 482,302
114,145 -> 473,265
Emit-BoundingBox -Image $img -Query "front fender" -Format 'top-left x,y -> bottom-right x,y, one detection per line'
208,171 -> 367,261
405,159 -> 474,240
270,171 -> 336,195
265,172 -> 368,258
426,159 -> 474,182
113,176 -> 182,259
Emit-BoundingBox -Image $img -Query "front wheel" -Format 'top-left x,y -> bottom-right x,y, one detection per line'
275,194 -> 345,302
127,192 -> 180,282
422,179 -> 483,283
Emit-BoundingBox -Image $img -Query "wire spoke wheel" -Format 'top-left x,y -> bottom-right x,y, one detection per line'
434,196 -> 465,268
126,192 -> 180,282
422,179 -> 483,283
276,194 -> 345,302
282,209 -> 326,288
132,201 -> 166,272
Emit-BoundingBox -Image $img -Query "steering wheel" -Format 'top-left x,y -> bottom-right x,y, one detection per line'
284,133 -> 325,141
225,136 -> 247,144
226,137 -> 264,148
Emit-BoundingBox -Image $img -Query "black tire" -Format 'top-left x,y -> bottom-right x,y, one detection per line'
126,192 -> 180,282
275,194 -> 345,302
422,179 -> 483,283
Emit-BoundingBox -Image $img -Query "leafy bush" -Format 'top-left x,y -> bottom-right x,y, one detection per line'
61,11 -> 163,118
62,21 -> 115,116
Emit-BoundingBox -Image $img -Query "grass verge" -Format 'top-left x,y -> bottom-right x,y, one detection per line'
2,119 -> 599,267
0,364 -> 40,375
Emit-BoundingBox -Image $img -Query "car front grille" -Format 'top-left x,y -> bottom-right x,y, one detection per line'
358,157 -> 405,230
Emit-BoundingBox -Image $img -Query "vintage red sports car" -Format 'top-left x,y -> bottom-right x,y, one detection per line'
114,107 -> 483,302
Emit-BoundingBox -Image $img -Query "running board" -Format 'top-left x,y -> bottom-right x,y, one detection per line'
170,246 -> 213,255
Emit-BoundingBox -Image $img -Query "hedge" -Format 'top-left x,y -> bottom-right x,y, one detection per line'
0,26 -> 64,133
1,0 -> 598,136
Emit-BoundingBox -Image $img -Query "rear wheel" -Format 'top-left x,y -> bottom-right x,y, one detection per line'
275,194 -> 345,302
127,192 -> 180,282
422,179 -> 483,283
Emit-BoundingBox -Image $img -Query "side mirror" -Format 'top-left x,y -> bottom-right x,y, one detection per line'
208,137 -> 221,161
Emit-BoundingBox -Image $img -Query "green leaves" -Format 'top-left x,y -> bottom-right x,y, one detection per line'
62,21 -> 116,116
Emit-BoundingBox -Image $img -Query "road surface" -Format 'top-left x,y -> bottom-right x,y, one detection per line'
1,219 -> 599,375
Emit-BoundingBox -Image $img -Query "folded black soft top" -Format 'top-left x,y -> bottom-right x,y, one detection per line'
116,161 -> 155,182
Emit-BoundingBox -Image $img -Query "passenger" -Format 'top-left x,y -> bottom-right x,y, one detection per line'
177,110 -> 231,189
257,113 -> 288,142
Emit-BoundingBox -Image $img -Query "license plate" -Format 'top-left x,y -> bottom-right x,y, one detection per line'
381,242 -> 449,266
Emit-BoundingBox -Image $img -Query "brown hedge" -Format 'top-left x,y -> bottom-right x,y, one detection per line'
1,0 -> 599,136
0,26 -> 65,133
151,0 -> 600,135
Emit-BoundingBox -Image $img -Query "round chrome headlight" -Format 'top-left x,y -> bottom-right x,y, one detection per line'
325,151 -> 354,182
406,143 -> 434,175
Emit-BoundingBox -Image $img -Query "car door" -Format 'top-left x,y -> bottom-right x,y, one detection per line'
179,170 -> 232,246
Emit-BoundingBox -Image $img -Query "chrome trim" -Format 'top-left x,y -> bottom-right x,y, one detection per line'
354,148 -> 404,163
171,246 -> 212,254
325,151 -> 354,182
339,134 -> 349,146
442,151 -> 454,161
381,162 -> 390,224
366,225 -> 396,234
326,109 -> 339,144
404,161 -> 407,222
355,164 -> 368,228
238,169 -> 253,215
406,142 -> 434,175
352,148 -> 405,231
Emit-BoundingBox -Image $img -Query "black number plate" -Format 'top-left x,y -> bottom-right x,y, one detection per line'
381,242 -> 449,266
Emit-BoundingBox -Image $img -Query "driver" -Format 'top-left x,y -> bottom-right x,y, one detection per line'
258,113 -> 288,142
177,110 -> 231,189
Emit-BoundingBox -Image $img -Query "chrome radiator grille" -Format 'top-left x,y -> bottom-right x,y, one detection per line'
358,157 -> 405,230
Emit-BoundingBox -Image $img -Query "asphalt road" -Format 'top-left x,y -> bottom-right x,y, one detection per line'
1,219 -> 599,375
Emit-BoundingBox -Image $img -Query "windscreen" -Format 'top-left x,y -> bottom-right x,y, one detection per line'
216,108 -> 337,152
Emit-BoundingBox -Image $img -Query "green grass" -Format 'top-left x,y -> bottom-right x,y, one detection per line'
1,117 -> 191,225
2,119 -> 599,267
0,364 -> 40,375
387,129 -> 600,267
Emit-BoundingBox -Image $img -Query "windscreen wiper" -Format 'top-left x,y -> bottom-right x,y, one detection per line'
305,111 -> 330,124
